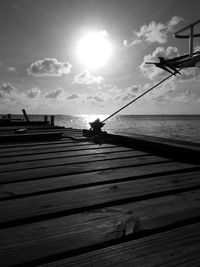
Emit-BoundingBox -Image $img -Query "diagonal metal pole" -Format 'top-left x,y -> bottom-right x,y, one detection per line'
102,72 -> 177,123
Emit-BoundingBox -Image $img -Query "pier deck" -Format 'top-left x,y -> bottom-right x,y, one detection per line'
0,125 -> 200,266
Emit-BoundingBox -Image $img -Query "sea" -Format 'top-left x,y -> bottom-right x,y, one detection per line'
11,114 -> 200,144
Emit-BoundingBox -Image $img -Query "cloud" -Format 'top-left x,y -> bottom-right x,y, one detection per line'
87,95 -> 104,102
27,58 -> 72,76
0,83 -> 16,96
73,70 -> 104,84
140,46 -> 179,79
66,93 -> 79,100
26,88 -> 41,99
173,90 -> 196,103
45,87 -> 64,99
7,67 -> 16,72
108,85 -> 140,102
123,39 -> 141,47
124,16 -> 183,46
151,83 -> 176,103
120,86 -> 140,102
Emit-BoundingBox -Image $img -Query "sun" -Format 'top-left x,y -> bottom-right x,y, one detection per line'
77,31 -> 113,69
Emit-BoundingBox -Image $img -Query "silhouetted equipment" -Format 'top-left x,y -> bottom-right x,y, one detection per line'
146,52 -> 200,75
146,18 -> 200,75
89,119 -> 105,134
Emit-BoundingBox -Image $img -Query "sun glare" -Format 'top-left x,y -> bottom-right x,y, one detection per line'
77,31 -> 113,69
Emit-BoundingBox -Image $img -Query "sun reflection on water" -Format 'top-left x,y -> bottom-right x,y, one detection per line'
80,114 -> 109,129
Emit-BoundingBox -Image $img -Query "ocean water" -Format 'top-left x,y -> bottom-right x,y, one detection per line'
11,114 -> 200,144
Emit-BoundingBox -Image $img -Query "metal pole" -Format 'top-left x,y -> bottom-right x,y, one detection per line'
189,26 -> 194,58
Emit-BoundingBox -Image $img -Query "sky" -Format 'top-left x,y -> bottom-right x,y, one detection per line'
0,0 -> 200,115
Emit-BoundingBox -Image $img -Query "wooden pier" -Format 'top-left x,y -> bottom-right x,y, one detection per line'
0,122 -> 200,266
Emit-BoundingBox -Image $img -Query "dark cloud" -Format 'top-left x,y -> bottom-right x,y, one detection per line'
0,92 -> 4,99
129,86 -> 139,93
114,85 -> 140,102
66,93 -> 79,100
87,95 -> 104,102
27,88 -> 40,98
73,70 -> 104,84
27,58 -> 72,76
45,87 -> 64,99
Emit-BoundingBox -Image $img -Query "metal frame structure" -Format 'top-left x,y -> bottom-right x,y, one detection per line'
174,18 -> 200,58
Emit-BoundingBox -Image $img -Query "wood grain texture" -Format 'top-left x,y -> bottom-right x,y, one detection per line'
0,161 -> 195,199
39,222 -> 200,267
0,155 -> 169,183
1,190 -> 200,266
1,170 -> 200,224
0,146 -> 132,164
0,143 -> 117,157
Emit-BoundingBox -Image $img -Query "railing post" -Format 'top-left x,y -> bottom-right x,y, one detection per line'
7,114 -> 11,120
22,109 -> 29,122
50,115 -> 54,126
44,115 -> 48,123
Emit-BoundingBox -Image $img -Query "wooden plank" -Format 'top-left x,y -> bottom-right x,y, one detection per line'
0,140 -> 91,153
0,150 -> 149,172
115,132 -> 200,148
0,190 -> 200,266
107,133 -> 200,164
0,146 -> 132,164
0,139 -> 75,148
0,131 -> 64,143
1,170 -> 200,224
0,129 -> 77,138
0,161 -> 195,199
39,222 -> 200,267
0,127 -> 67,134
0,125 -> 64,131
0,155 -> 169,183
0,143 -> 118,157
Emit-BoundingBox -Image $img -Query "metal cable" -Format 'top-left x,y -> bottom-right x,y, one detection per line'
102,72 -> 179,123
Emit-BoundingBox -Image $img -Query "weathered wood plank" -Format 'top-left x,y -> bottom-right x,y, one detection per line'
39,222 -> 200,267
0,125 -> 81,131
0,141 -> 96,154
0,146 -> 132,165
0,125 -> 56,131
0,128 -> 68,135
0,139 -> 74,149
0,161 -> 195,199
1,170 -> 200,224
0,143 -> 118,158
0,131 -> 64,143
0,190 -> 200,266
0,150 -> 149,172
0,155 -> 169,183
